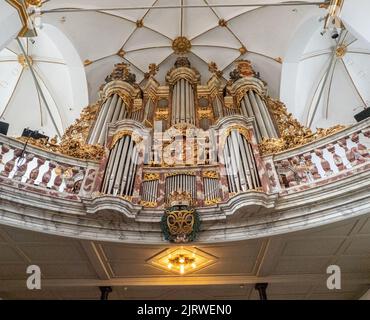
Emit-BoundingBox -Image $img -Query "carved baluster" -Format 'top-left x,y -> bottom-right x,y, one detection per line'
39,161 -> 54,188
0,145 -> 10,171
326,143 -> 345,171
264,157 -> 281,193
303,152 -> 319,180
63,167 -> 75,193
13,153 -> 34,181
52,166 -> 64,191
362,128 -> 370,139
1,148 -> 22,178
26,158 -> 45,185
350,133 -> 368,164
337,137 -> 355,167
281,159 -> 297,187
0,145 -> 10,175
294,155 -> 308,184
314,148 -> 332,177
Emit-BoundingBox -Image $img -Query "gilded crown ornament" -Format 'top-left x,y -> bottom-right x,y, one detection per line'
145,63 -> 159,78
105,62 -> 136,84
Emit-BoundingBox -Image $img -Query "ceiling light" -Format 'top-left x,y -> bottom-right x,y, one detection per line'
148,247 -> 217,275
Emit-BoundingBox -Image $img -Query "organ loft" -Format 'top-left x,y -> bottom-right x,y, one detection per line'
12,55 -> 349,243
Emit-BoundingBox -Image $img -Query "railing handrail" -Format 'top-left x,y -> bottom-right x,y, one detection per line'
0,134 -> 100,168
269,118 -> 370,161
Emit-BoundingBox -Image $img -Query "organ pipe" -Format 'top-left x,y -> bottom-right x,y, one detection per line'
88,93 -> 131,145
224,131 -> 260,193
102,135 -> 138,197
171,78 -> 196,125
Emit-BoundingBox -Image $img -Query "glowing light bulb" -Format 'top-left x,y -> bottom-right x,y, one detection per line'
167,263 -> 172,269
191,263 -> 196,269
180,264 -> 185,274
179,257 -> 185,264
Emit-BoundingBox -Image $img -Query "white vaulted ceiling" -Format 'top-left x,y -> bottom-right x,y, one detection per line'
281,17 -> 370,129
41,0 -> 324,101
0,1 -> 370,136
0,24 -> 88,138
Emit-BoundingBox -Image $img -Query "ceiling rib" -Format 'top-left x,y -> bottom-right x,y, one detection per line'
0,68 -> 24,119
340,58 -> 368,108
16,38 -> 62,138
41,2 -> 326,14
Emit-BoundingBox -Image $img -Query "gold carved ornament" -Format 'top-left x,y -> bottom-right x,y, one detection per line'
140,200 -> 157,208
109,130 -> 143,150
197,108 -> 214,120
202,171 -> 219,179
226,126 -> 251,142
166,171 -> 196,178
204,198 -> 222,206
143,173 -> 160,181
155,108 -> 169,121
258,98 -> 346,155
166,208 -> 195,237
16,103 -> 105,161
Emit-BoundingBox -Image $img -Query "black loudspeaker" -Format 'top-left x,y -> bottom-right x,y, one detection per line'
21,128 -> 49,140
354,108 -> 370,122
0,121 -> 9,135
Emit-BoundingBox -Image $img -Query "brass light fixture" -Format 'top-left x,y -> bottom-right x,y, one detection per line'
148,247 -> 217,275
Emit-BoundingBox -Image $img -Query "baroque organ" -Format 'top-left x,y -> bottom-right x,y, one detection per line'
85,57 -> 279,216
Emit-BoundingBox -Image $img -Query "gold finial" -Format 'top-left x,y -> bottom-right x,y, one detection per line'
172,36 -> 192,54
208,61 -> 223,77
145,63 -> 159,78
236,59 -> 255,77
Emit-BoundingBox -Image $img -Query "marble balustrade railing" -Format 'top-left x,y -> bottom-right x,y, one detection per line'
263,118 -> 370,192
0,135 -> 99,197
1,119 -> 369,205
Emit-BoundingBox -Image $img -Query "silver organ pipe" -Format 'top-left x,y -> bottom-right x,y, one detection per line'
171,78 -> 196,125
110,97 -> 122,123
212,96 -> 223,119
101,137 -> 121,193
224,131 -> 260,193
97,94 -> 119,145
88,94 -> 132,145
143,99 -> 154,123
113,136 -> 130,189
106,137 -> 126,194
248,90 -> 268,138
142,178 -> 159,203
165,174 -> 196,202
255,93 -> 278,138
176,81 -> 181,123
102,135 -> 138,196
88,95 -> 113,144
203,177 -> 221,202
240,90 -> 278,142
